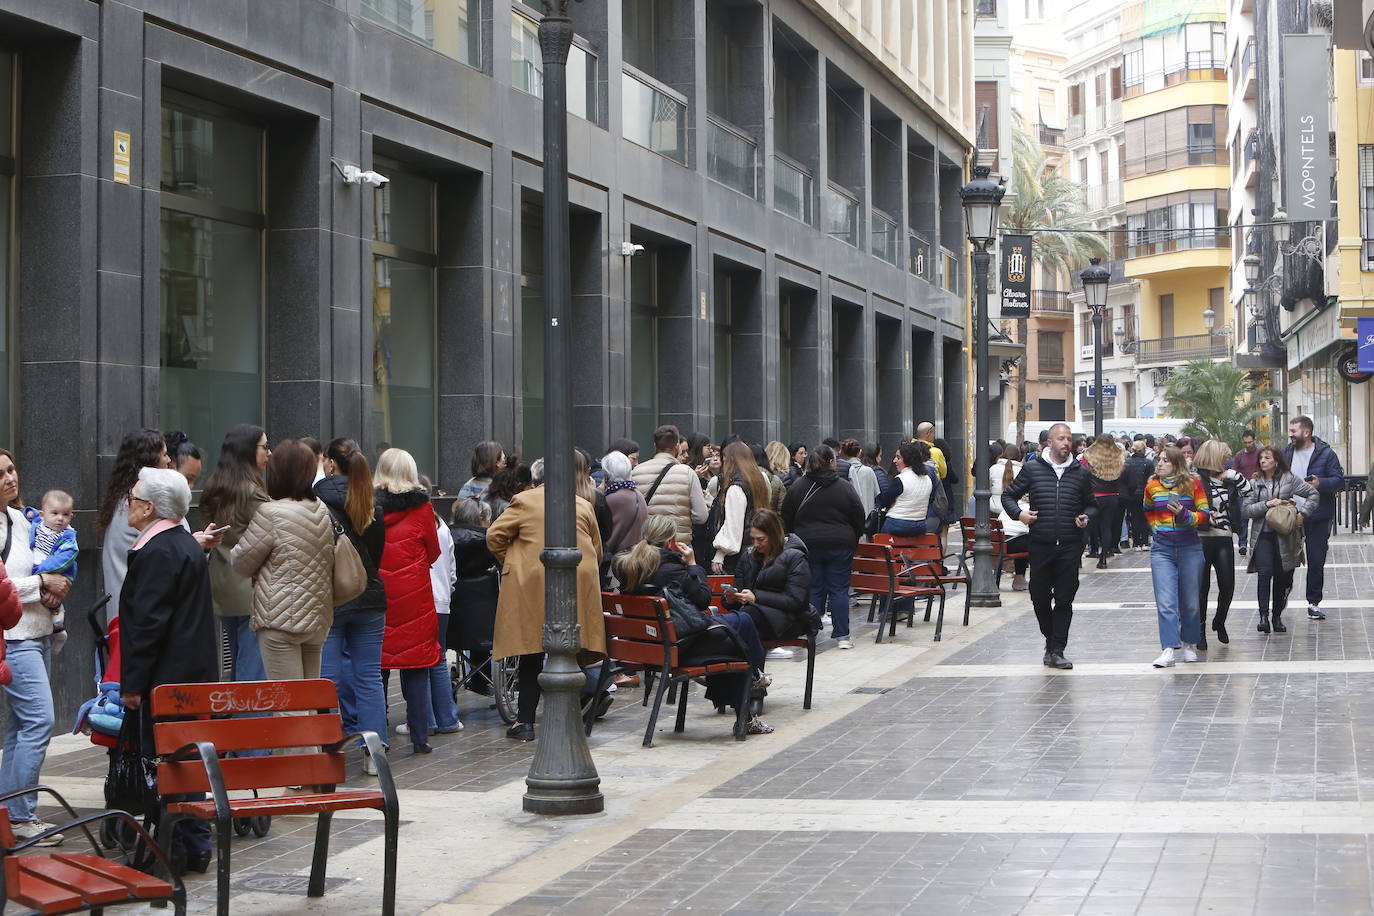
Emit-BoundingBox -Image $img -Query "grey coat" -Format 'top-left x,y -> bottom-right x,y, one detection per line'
1243,472 -> 1318,573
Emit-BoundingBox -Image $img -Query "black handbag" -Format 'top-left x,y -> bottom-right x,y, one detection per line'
104,710 -> 160,819
663,582 -> 713,638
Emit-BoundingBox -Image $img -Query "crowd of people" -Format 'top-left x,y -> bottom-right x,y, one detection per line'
0,411 -> 1351,861
998,416 -> 1345,669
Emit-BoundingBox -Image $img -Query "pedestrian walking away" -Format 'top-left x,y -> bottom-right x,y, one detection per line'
1143,447 -> 1211,668
1120,440 -> 1154,551
999,423 -> 1096,670
780,444 -> 864,649
1243,447 -> 1317,635
1229,429 -> 1261,555
1083,434 -> 1124,568
1193,439 -> 1252,648
1282,416 -> 1344,620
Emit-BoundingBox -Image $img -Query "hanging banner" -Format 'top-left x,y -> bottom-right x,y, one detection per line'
1359,317 -> 1374,372
1281,34 -> 1332,221
999,233 -> 1032,318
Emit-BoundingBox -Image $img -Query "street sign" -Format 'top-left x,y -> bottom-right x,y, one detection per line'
113,130 -> 131,185
999,234 -> 1031,318
1083,384 -> 1117,397
1359,317 -> 1374,372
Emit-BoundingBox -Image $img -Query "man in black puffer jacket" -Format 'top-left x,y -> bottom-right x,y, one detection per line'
780,447 -> 865,648
1000,423 -> 1096,670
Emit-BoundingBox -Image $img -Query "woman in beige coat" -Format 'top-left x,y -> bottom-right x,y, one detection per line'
486,457 -> 604,741
231,439 -> 336,680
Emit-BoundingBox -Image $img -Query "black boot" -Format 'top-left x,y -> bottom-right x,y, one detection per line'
1196,630 -> 1208,651
1257,613 -> 1270,634
1213,615 -> 1229,644
1272,611 -> 1287,633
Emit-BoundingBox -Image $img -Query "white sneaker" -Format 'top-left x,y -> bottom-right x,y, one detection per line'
1180,644 -> 1199,663
1152,648 -> 1175,668
11,821 -> 63,847
821,613 -> 832,628
766,647 -> 795,660
362,750 -> 378,777
837,638 -> 854,650
394,723 -> 409,735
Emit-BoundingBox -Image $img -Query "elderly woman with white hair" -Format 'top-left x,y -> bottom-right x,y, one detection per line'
600,450 -> 647,561
117,465 -> 218,873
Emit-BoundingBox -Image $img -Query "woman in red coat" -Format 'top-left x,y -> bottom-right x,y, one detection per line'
374,449 -> 441,754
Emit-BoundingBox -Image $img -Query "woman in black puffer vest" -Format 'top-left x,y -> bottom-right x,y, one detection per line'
724,509 -> 812,643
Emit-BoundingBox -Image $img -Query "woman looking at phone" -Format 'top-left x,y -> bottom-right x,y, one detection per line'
1143,447 -> 1211,668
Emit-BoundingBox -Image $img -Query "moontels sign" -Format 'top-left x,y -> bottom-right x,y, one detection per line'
1282,34 -> 1333,221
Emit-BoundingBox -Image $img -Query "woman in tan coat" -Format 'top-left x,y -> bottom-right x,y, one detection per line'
231,440 -> 336,680
486,457 -> 604,741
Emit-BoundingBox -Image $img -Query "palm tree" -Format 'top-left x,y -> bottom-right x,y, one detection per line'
1004,120 -> 1109,447
1163,360 -> 1267,451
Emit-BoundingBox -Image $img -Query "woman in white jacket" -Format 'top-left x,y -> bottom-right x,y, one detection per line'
990,443 -> 1030,590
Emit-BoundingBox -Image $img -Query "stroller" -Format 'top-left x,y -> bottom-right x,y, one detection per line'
78,596 -> 271,863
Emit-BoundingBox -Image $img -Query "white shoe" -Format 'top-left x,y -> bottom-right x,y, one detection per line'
837,638 -> 854,650
11,821 -> 63,847
394,723 -> 409,735
766,647 -> 795,660
1152,648 -> 1175,668
1180,644 -> 1199,663
362,750 -> 378,777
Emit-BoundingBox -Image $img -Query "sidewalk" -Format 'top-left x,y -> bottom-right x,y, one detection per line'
35,535 -> 1374,913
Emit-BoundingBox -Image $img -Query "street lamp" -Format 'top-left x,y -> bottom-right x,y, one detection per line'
960,164 -> 1005,609
1080,258 -> 1111,438
524,0 -> 603,816
1243,252 -> 1261,313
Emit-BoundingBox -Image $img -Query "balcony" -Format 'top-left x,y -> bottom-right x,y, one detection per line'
871,209 -> 899,265
1082,183 -> 1123,212
773,154 -> 815,226
909,231 -> 932,280
1127,230 -> 1230,260
1243,130 -> 1260,189
1134,333 -> 1229,365
1033,289 -> 1073,313
938,247 -> 961,294
1038,124 -> 1066,148
825,183 -> 860,248
1241,38 -> 1256,100
622,69 -> 687,164
1070,259 -> 1127,289
706,117 -> 757,199
1066,114 -> 1084,141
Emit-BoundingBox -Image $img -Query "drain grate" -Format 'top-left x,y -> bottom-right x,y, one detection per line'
851,687 -> 894,695
234,874 -> 353,896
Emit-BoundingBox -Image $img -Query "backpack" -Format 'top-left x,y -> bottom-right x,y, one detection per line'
927,474 -> 950,520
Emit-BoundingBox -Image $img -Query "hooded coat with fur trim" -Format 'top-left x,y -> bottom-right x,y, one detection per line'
377,489 -> 441,669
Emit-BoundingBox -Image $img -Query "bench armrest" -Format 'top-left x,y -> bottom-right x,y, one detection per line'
326,731 -> 400,815
0,784 -> 102,854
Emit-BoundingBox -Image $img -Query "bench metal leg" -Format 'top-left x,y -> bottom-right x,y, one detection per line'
641,669 -> 655,707
673,677 -> 689,733
308,811 -> 333,897
215,813 -> 233,916
733,671 -> 750,740
803,636 -> 815,710
933,593 -> 946,642
643,667 -> 670,747
962,582 -> 972,626
666,680 -> 679,707
382,800 -> 398,916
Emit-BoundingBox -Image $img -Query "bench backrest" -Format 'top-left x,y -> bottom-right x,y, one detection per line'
601,592 -> 679,669
149,680 -> 348,795
851,543 -> 896,594
874,535 -> 946,581
706,575 -> 732,598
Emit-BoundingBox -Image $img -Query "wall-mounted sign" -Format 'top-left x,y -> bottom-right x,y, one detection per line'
1358,317 -> 1374,372
999,233 -> 1031,318
113,131 -> 132,185
1337,344 -> 1372,384
1281,34 -> 1332,221
1083,384 -> 1118,397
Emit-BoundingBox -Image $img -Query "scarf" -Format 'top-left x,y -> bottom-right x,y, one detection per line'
605,480 -> 638,495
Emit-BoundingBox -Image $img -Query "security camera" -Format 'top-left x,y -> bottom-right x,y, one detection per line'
360,170 -> 390,188
334,161 -> 390,187
619,241 -> 646,256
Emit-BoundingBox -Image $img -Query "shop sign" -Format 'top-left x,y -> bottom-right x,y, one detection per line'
999,234 -> 1031,318
1337,344 -> 1372,384
1281,35 -> 1333,221
1358,317 -> 1374,372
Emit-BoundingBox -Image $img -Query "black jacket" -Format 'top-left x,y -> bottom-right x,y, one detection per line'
315,474 -> 387,615
447,523 -> 499,651
119,525 -> 219,699
732,535 -> 811,639
780,469 -> 865,554
450,524 -> 497,580
1000,455 -> 1097,547
1121,453 -> 1153,499
1282,436 -> 1345,523
648,548 -> 713,610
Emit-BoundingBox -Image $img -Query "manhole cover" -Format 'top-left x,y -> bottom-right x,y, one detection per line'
851,687 -> 893,695
234,874 -> 353,895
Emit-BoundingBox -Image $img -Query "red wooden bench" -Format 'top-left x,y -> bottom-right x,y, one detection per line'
0,785 -> 184,915
959,515 -> 1027,591
594,592 -> 754,746
874,532 -> 971,630
853,542 -> 943,643
149,679 -> 399,916
707,575 -> 815,710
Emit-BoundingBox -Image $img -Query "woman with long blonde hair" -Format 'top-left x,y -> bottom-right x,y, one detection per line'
708,442 -> 771,574
1083,434 -> 1125,569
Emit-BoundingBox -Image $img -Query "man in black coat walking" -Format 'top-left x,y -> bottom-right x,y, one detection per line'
1000,423 -> 1096,669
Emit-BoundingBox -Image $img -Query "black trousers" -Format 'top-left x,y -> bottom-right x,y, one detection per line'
1094,495 -> 1120,555
1123,496 -> 1150,546
1028,543 -> 1082,654
1005,534 -> 1030,576
516,652 -> 544,725
1253,531 -> 1294,619
1199,536 -> 1235,628
1303,518 -> 1330,606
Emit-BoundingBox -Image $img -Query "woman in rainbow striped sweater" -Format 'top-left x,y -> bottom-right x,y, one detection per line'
1144,446 -> 1212,668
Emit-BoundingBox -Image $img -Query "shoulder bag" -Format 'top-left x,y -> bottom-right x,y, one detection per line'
927,473 -> 950,520
331,521 -> 368,606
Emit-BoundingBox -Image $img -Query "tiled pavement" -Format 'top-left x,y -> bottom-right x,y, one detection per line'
28,534 -> 1374,914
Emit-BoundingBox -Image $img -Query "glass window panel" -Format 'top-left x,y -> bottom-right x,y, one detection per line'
629,252 -> 657,449
623,0 -> 655,73
159,212 -> 262,470
372,255 -> 435,477
0,50 -> 12,155
161,96 -> 261,212
372,160 -> 434,252
568,44 -> 591,121
622,71 -> 686,163
520,203 -> 544,458
361,0 -> 480,67
512,14 -> 543,98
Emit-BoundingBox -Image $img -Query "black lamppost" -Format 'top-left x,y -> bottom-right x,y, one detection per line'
960,164 -> 1005,609
524,0 -> 603,816
1080,258 -> 1111,439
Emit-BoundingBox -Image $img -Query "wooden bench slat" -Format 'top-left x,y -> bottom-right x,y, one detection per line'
606,638 -> 669,668
17,858 -> 129,905
150,679 -> 341,717
51,853 -> 173,899
166,789 -> 386,820
8,864 -> 83,914
157,752 -> 347,795
154,713 -> 344,755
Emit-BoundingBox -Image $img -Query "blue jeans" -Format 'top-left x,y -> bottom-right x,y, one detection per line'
719,611 -> 766,673
881,517 -> 928,537
0,637 -> 54,823
222,615 -> 266,682
424,615 -> 460,731
809,547 -> 855,639
321,612 -> 387,749
397,669 -> 430,748
1151,538 -> 1204,649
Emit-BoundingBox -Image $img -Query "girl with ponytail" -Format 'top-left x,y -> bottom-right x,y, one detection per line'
315,438 -> 389,774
